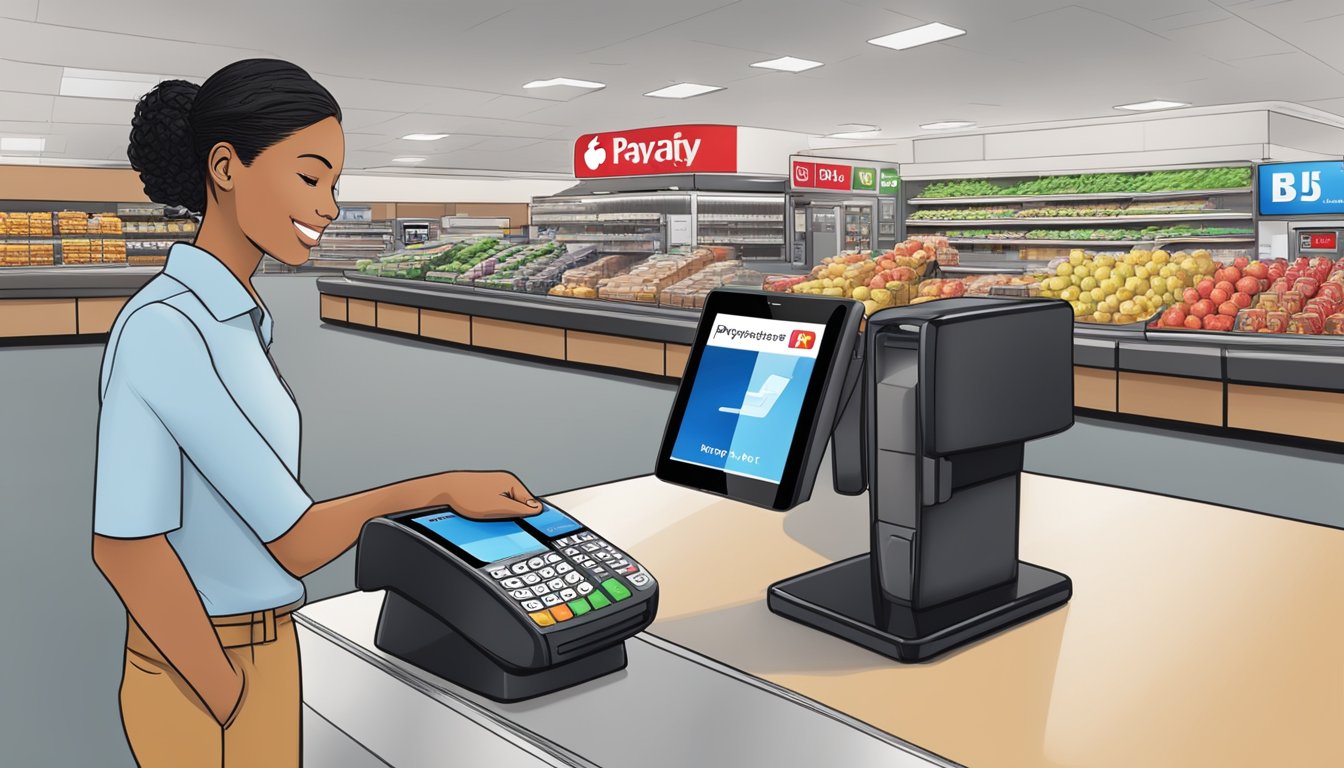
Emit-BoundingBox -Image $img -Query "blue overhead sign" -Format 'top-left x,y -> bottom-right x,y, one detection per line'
1258,161 -> 1344,216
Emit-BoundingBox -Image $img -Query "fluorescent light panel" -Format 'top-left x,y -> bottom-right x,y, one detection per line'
401,133 -> 450,141
644,83 -> 724,99
921,121 -> 976,130
523,78 -> 606,89
391,157 -> 426,163
827,130 -> 883,139
59,67 -> 187,100
1115,100 -> 1189,111
751,56 -> 823,73
868,22 -> 966,50
0,137 -> 45,152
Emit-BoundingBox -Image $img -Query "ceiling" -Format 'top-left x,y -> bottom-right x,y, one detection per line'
1,0 -> 1343,176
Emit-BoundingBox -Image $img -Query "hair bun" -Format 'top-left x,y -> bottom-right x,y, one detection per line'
127,80 -> 205,212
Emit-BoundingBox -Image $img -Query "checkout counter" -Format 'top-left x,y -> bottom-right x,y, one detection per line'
295,292 -> 1344,768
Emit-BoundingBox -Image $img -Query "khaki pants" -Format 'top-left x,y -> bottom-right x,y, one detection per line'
120,607 -> 301,768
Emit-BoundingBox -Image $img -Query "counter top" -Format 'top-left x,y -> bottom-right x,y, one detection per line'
0,265 -> 158,298
302,473 -> 1344,768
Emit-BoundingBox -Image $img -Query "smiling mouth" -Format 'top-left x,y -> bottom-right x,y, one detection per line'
292,219 -> 325,245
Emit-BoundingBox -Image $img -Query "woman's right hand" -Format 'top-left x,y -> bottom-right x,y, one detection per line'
203,659 -> 246,727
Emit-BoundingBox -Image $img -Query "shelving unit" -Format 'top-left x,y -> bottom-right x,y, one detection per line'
308,221 -> 394,271
531,194 -> 676,256
1,203 -> 195,268
695,195 -> 785,261
904,168 -> 1256,270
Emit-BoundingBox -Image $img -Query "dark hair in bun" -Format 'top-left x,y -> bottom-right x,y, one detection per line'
127,59 -> 342,213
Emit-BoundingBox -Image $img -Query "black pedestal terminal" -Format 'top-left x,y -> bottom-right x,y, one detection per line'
768,298 -> 1077,662
375,593 -> 627,702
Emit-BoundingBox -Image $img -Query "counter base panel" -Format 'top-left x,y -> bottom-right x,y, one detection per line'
768,554 -> 1072,663
1227,384 -> 1344,444
473,317 -> 566,360
1118,371 -> 1223,426
0,298 -> 77,337
319,294 -> 347,323
1073,366 -> 1117,412
665,343 -> 690,378
566,330 -> 665,376
76,296 -> 126,334
420,308 -> 470,344
348,298 -> 377,327
375,302 -> 419,335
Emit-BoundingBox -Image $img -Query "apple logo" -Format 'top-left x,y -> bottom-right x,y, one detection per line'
583,137 -> 606,171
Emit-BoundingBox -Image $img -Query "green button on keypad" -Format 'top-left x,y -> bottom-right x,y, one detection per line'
588,591 -> 611,610
568,598 -> 592,616
601,578 -> 632,602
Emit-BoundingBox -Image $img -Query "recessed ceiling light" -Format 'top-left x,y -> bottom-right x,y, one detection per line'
868,22 -> 966,51
1115,100 -> 1189,111
523,78 -> 606,90
401,133 -> 450,141
644,83 -> 725,99
391,157 -> 426,163
827,130 -> 884,139
921,121 -> 977,130
0,137 -> 45,152
59,67 -> 185,100
751,56 -> 823,73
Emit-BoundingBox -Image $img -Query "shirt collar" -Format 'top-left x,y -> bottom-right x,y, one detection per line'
163,242 -> 258,322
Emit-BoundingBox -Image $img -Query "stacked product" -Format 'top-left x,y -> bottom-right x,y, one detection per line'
597,247 -> 728,304
660,261 -> 765,309
521,247 -> 598,294
1150,257 -> 1344,335
914,168 -> 1252,199
61,238 -> 102,265
1033,248 -> 1221,325
461,242 -> 569,287
781,237 -> 945,314
548,254 -> 644,299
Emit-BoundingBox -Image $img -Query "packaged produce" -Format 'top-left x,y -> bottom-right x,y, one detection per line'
597,249 -> 727,303
559,254 -> 642,289
1325,314 -> 1344,335
763,275 -> 808,293
1265,311 -> 1291,334
1293,277 -> 1321,299
1288,312 -> 1325,335
1318,282 -> 1344,303
1234,308 -> 1267,333
660,261 -> 764,309
917,279 -> 967,299
1280,291 -> 1304,314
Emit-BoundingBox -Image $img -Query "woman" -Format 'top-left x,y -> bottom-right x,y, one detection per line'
91,59 -> 541,767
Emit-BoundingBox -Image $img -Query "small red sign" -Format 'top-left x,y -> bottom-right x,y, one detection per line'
1308,232 -> 1338,250
791,159 -> 852,190
574,125 -> 737,178
788,329 -> 816,350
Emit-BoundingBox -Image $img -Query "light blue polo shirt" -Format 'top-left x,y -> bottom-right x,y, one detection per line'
94,243 -> 312,616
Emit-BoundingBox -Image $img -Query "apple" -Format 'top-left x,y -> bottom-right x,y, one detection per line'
1210,288 -> 1230,305
1162,307 -> 1187,327
1197,279 -> 1215,299
1184,315 -> 1203,330
1215,280 -> 1236,296
1245,261 -> 1269,280
1232,292 -> 1253,309
869,276 -> 886,290
1219,301 -> 1239,316
1203,314 -> 1220,330
1191,299 -> 1215,319
1183,288 -> 1201,305
1235,276 -> 1261,296
1234,256 -> 1250,270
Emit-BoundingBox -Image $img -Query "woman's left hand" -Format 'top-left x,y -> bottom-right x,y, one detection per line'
434,470 -> 544,520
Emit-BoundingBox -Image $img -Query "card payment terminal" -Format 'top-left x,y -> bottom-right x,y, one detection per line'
356,501 -> 658,702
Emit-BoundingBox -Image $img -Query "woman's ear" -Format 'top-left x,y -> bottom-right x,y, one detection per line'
208,142 -> 237,193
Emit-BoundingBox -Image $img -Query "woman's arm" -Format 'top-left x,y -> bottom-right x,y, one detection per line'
267,470 -> 542,578
92,534 -> 244,725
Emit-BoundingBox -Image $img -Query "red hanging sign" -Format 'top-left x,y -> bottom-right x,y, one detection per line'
574,125 -> 738,178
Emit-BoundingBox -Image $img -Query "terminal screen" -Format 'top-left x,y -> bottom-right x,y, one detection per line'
527,503 -> 584,538
410,510 -> 546,564
669,314 -> 827,484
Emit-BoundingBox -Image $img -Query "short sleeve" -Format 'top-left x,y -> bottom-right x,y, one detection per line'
95,304 -> 312,542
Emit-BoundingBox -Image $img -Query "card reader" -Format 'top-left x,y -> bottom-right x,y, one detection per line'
356,501 -> 658,702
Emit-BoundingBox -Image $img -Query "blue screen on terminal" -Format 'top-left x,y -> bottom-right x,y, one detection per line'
410,511 -> 546,564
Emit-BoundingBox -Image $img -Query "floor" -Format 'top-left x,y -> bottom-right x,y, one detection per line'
1,272 -> 1341,766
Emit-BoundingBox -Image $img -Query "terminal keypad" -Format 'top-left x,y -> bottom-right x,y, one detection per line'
488,530 -> 653,627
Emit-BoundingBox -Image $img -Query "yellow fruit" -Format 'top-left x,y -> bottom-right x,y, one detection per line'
1135,279 -> 1150,295
1117,288 -> 1135,302
1049,276 -> 1069,291
1114,263 -> 1135,279
1093,311 -> 1112,323
1057,263 -> 1074,277
870,288 -> 893,306
1094,266 -> 1111,281
863,299 -> 880,315
1152,250 -> 1170,265
1162,292 -> 1174,305
823,287 -> 845,296
1135,265 -> 1150,279
1080,277 -> 1098,292
1072,302 -> 1088,316
852,286 -> 871,302
828,263 -> 846,277
1091,287 -> 1106,302
1061,286 -> 1080,301
1101,278 -> 1121,294
1120,300 -> 1137,316
1115,314 -> 1136,324
1069,251 -> 1085,266
1123,253 -> 1138,265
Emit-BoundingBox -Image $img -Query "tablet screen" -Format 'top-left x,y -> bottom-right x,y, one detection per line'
668,313 -> 828,484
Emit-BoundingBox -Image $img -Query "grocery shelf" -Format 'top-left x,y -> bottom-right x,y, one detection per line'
906,187 -> 1253,206
907,212 -> 1253,226
945,237 -> 1253,247
1155,236 -> 1257,244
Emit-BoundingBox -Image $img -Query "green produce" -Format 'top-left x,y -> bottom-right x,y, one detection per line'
914,167 -> 1252,199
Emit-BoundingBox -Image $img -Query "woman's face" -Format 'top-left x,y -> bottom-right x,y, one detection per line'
231,116 -> 345,266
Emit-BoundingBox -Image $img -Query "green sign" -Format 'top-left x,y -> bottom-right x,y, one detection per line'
852,167 -> 877,191
879,168 -> 901,194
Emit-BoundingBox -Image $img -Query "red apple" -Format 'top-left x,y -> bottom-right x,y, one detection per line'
1218,316 -> 1236,331
1219,301 -> 1239,316
1183,288 -> 1201,305
1162,307 -> 1187,327
869,276 -> 886,290
1245,261 -> 1269,280
1234,256 -> 1250,270
1191,299 -> 1215,318
1184,315 -> 1203,330
1203,314 -> 1220,330
1197,279 -> 1215,299
1235,276 -> 1260,296
1215,280 -> 1236,296
1232,292 -> 1253,309
1210,288 -> 1230,305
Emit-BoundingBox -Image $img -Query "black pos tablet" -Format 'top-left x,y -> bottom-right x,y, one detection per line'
657,289 -> 1075,662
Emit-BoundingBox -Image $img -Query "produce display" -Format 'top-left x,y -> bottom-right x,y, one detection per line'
1150,256 -> 1344,335
549,254 -> 644,298
1033,248 -> 1221,325
909,200 -> 1218,220
940,226 -> 1253,242
915,167 -> 1252,198
779,237 -> 945,315
660,261 -> 765,309
597,247 -> 729,304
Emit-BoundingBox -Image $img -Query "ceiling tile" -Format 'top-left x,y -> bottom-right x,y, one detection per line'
0,90 -> 54,121
0,58 -> 62,94
0,0 -> 39,21
50,96 -> 135,125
